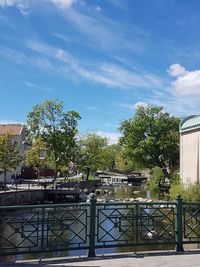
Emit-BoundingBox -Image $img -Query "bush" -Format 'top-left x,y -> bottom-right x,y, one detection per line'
169,170 -> 200,201
147,166 -> 163,197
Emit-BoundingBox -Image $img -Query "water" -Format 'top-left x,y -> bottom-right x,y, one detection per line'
0,184 -> 185,262
96,183 -> 148,201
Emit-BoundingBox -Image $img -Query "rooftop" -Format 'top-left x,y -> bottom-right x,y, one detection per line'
0,124 -> 24,136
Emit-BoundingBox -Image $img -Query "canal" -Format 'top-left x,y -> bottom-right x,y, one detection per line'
0,183 -> 176,262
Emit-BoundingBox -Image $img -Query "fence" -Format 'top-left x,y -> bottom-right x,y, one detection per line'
0,194 -> 200,257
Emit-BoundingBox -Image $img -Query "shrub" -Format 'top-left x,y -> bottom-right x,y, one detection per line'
147,166 -> 163,197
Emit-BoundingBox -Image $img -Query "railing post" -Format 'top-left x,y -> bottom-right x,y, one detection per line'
88,193 -> 96,257
175,194 -> 184,252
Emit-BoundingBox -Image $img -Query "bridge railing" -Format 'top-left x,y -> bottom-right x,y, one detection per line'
0,195 -> 200,257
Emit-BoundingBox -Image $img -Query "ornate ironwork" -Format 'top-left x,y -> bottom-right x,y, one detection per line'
1,198 -> 200,257
0,204 -> 90,255
183,203 -> 200,241
96,202 -> 175,248
97,204 -> 135,245
140,206 -> 175,241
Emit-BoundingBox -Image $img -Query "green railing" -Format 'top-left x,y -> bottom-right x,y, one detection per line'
0,194 -> 200,257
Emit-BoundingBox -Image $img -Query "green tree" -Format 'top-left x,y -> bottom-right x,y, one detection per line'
0,134 -> 22,186
25,138 -> 46,178
102,144 -> 120,172
26,99 -> 81,176
119,105 -> 180,172
78,132 -> 108,174
115,147 -> 135,173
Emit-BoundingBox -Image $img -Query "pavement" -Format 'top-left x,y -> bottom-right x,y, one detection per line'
1,250 -> 200,267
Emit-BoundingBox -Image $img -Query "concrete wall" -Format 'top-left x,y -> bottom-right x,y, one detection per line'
180,130 -> 200,186
0,190 -> 44,206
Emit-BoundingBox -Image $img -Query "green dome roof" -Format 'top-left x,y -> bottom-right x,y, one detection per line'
180,115 -> 200,133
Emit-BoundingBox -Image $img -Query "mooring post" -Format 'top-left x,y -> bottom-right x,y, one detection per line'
88,193 -> 96,257
175,194 -> 184,252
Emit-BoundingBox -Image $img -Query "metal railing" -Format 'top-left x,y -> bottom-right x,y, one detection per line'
0,195 -> 200,257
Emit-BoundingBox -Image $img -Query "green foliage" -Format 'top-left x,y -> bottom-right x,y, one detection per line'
115,147 -> 135,173
0,134 -> 22,184
170,182 -> 200,201
169,170 -> 200,201
78,132 -> 108,172
26,99 -> 81,174
25,138 -> 46,171
119,104 -> 180,171
147,166 -> 163,196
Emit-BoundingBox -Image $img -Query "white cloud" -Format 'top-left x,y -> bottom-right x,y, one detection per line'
134,101 -> 148,108
0,46 -> 54,72
51,0 -> 76,9
0,119 -> 24,124
168,63 -> 200,96
97,131 -> 120,144
168,63 -> 187,77
25,81 -> 53,92
60,5 -> 148,54
93,5 -> 102,12
0,0 -> 29,15
117,103 -> 135,111
26,40 -> 162,90
0,0 -> 76,15
108,0 -> 126,10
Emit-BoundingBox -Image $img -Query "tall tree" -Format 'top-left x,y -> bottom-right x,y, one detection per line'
0,134 -> 22,186
119,105 -> 180,172
26,99 -> 81,176
25,138 -> 46,178
78,132 -> 108,174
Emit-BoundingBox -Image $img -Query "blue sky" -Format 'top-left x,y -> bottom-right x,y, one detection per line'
1,0 -> 200,143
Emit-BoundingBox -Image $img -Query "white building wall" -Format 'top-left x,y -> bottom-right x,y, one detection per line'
180,130 -> 200,186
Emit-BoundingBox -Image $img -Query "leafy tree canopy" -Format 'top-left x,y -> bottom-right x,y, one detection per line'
25,138 -> 46,171
0,133 -> 22,184
26,99 -> 81,173
78,132 -> 108,172
119,105 -> 180,171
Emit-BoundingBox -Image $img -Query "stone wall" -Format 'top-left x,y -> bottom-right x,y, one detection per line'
0,190 -> 44,206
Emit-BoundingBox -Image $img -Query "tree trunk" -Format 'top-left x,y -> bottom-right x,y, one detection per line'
3,169 -> 7,191
86,167 -> 90,180
158,155 -> 170,178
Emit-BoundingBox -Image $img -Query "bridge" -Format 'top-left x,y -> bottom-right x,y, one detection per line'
0,194 -> 200,259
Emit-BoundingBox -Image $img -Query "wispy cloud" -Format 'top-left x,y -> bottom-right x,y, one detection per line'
25,40 -> 162,90
0,0 -> 30,16
25,81 -> 53,92
117,103 -> 135,111
0,119 -> 24,124
108,0 -> 127,10
0,46 -> 55,72
97,131 -> 120,144
50,0 -> 77,9
58,4 -> 150,54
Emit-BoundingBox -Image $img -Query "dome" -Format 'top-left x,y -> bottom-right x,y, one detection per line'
180,115 -> 200,133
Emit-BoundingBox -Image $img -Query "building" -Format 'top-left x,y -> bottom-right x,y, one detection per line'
180,116 -> 200,186
0,124 -> 26,182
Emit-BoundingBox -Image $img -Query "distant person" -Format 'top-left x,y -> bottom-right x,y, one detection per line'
57,171 -> 60,178
11,173 -> 15,185
15,173 -> 20,185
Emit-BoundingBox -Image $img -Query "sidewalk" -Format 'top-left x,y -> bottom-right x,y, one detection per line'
1,250 -> 200,267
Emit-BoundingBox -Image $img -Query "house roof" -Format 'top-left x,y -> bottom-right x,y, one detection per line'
0,124 -> 24,136
180,115 -> 200,133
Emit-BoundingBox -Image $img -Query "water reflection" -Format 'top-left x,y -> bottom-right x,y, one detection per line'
97,184 -> 147,201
